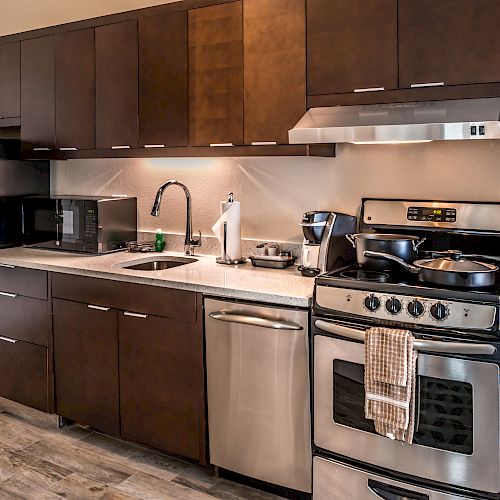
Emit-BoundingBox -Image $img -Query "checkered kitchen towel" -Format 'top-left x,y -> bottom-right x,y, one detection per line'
364,327 -> 417,444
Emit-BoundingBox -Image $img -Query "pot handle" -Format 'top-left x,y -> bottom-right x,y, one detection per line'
413,237 -> 426,251
345,234 -> 356,248
363,250 -> 420,273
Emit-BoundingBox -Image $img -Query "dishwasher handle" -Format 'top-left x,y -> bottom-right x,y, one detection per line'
315,319 -> 496,356
209,311 -> 303,330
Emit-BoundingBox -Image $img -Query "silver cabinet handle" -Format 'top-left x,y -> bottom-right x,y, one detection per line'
123,311 -> 148,319
209,311 -> 303,330
0,264 -> 14,269
32,147 -> 50,151
410,82 -> 444,88
0,336 -> 17,344
111,145 -> 131,150
314,319 -> 496,355
251,141 -> 278,146
87,304 -> 110,312
0,292 -> 17,298
353,87 -> 385,93
59,147 -> 78,151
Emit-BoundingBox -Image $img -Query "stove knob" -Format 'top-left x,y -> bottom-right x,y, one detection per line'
430,302 -> 449,321
407,300 -> 425,318
385,297 -> 402,315
364,294 -> 381,312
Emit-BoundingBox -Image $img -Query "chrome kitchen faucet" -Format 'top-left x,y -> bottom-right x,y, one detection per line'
151,180 -> 202,255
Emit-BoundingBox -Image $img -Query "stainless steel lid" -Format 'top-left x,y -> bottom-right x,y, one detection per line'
415,256 -> 498,273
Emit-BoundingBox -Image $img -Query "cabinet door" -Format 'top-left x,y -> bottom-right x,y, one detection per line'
243,0 -> 305,145
307,0 -> 397,96
53,299 -> 119,435
55,29 -> 95,150
119,312 -> 204,460
96,21 -> 138,149
188,2 -> 243,146
21,36 -> 56,150
399,0 -> 500,89
139,12 -> 188,147
0,42 -> 20,118
0,337 -> 48,412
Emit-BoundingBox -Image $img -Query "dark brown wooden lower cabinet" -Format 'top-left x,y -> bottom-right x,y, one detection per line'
53,298 -> 120,436
0,338 -> 48,412
119,312 -> 204,460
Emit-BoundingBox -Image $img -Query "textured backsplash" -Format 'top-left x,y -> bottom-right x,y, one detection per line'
51,140 -> 500,245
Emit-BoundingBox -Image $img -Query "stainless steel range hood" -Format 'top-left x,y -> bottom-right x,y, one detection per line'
288,98 -> 500,144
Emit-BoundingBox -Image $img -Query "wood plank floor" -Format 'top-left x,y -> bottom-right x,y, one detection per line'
0,398 -> 283,500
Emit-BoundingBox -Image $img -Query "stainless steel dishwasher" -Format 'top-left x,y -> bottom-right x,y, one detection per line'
204,298 -> 311,493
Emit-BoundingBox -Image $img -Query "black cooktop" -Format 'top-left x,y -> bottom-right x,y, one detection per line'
316,264 -> 500,304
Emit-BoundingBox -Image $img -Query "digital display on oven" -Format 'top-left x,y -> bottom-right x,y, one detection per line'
407,206 -> 456,222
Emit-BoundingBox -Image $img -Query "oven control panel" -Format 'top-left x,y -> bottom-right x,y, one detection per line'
315,286 -> 496,330
407,206 -> 456,223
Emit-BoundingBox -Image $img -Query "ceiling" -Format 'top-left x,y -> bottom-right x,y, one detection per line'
0,0 -> 179,36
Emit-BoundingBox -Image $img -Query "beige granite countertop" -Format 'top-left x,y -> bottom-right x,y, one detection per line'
0,247 -> 314,307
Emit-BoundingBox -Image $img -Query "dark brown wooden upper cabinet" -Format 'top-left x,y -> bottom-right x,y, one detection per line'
307,0 -> 397,96
0,42 -> 20,118
243,0 -> 305,145
139,12 -> 188,147
21,36 -> 56,150
96,21 -> 138,150
55,28 -> 96,150
399,0 -> 500,89
188,1 -> 243,146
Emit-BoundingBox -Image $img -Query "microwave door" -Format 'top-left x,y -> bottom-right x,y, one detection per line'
57,199 -> 86,251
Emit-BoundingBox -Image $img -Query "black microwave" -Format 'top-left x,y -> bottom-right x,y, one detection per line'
27,196 -> 137,253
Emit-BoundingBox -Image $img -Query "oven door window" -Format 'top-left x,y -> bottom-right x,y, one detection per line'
332,360 -> 473,455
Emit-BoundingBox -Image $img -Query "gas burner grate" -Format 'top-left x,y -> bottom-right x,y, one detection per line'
339,269 -> 390,283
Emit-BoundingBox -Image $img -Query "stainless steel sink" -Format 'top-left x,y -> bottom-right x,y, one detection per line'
121,256 -> 197,271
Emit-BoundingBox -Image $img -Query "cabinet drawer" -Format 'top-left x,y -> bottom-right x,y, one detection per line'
0,338 -> 48,412
0,294 -> 50,346
0,265 -> 48,300
51,273 -> 197,321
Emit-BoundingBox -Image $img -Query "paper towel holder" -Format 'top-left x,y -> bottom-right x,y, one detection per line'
216,220 -> 247,265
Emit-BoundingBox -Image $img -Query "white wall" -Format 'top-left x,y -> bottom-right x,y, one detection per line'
0,0 -> 178,36
51,140 -> 500,243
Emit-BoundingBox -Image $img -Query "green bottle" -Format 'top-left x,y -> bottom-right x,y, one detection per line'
155,229 -> 165,252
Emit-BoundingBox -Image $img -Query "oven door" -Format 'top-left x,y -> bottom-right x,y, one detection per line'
313,320 -> 500,494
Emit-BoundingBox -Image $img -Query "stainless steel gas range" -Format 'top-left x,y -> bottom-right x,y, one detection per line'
311,199 -> 500,500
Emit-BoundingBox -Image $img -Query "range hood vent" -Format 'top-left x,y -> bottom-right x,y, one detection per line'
288,98 -> 500,144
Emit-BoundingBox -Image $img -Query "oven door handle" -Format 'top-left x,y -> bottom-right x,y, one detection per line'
314,320 -> 497,355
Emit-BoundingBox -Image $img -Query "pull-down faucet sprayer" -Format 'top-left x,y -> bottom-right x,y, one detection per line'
151,180 -> 202,255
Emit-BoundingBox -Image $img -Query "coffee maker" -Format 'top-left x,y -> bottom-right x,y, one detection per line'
299,211 -> 357,277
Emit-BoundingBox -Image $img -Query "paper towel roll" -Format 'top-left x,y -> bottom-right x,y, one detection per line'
212,201 -> 242,260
